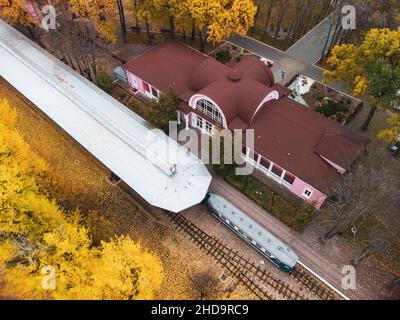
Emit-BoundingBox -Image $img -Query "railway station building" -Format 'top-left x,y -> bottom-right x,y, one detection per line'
0,20 -> 211,213
123,41 -> 369,208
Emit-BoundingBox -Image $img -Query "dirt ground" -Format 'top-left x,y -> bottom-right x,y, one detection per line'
0,77 -> 253,300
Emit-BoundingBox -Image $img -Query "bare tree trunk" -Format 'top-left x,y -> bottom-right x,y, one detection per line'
273,0 -> 289,40
191,22 -> 196,41
116,0 -> 127,43
199,29 -> 205,52
262,0 -> 276,39
250,0 -> 265,36
145,19 -> 151,45
169,16 -> 175,39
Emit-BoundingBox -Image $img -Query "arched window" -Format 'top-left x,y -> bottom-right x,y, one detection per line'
196,99 -> 223,125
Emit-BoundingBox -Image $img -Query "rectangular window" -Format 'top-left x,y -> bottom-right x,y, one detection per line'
132,77 -> 137,87
143,81 -> 150,93
196,116 -> 203,129
303,188 -> 313,199
151,87 -> 159,98
271,164 -> 283,177
260,157 -> 270,170
205,121 -> 213,134
283,173 -> 295,185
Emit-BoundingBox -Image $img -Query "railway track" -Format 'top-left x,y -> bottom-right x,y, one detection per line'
161,210 -> 305,300
118,184 -> 345,300
291,264 -> 344,300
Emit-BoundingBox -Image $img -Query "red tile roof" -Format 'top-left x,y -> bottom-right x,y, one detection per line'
124,40 -> 370,193
124,41 -> 208,95
249,97 -> 369,191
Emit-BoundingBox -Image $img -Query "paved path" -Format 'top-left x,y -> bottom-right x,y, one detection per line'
210,176 -> 371,300
286,12 -> 337,65
226,12 -> 351,96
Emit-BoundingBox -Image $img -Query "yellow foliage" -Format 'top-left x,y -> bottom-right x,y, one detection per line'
0,99 -> 164,300
0,0 -> 35,27
378,114 -> 400,142
132,0 -> 256,44
68,0 -> 119,43
324,28 -> 400,98
188,0 -> 256,44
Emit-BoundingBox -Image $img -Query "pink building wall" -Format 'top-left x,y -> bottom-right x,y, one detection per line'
290,178 -> 327,209
126,70 -> 146,95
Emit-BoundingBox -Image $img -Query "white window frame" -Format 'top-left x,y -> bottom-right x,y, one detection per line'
205,120 -> 213,134
302,188 -> 313,199
195,115 -> 203,129
196,99 -> 223,125
151,86 -> 159,99
131,77 -> 137,88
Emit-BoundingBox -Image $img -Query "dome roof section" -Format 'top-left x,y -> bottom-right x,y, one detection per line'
197,78 -> 277,126
189,58 -> 230,91
234,56 -> 275,87
237,79 -> 276,125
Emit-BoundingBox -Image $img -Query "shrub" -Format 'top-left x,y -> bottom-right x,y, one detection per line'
147,88 -> 179,133
315,100 -> 349,121
215,50 -> 231,64
96,69 -> 113,94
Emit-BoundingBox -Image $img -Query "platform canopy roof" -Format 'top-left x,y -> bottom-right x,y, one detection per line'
0,20 -> 211,213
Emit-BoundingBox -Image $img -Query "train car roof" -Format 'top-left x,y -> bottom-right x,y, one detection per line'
207,193 -> 299,268
0,20 -> 212,213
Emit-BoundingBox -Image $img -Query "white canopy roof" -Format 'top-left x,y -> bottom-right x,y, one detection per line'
0,20 -> 211,212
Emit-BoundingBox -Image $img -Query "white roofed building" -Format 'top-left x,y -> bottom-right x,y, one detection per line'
0,20 -> 211,213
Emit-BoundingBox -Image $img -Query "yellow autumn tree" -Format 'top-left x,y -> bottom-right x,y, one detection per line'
0,99 -> 164,299
0,0 -> 36,27
324,28 -> 400,130
207,0 -> 256,44
68,0 -> 119,43
185,0 -> 256,51
378,114 -> 400,142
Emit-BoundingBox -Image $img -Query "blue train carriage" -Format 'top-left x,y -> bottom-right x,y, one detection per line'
203,192 -> 299,273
